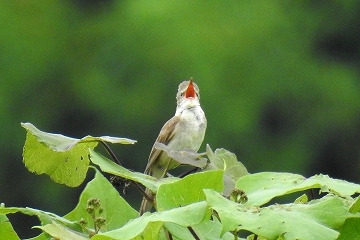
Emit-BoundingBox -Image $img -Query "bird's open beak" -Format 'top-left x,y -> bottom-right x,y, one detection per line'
185,79 -> 196,98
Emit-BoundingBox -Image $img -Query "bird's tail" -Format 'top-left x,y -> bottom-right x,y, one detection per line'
139,188 -> 154,215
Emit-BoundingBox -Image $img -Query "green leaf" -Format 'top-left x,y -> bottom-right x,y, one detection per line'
154,142 -> 207,168
142,221 -> 164,240
206,145 -> 248,195
65,168 -> 138,231
22,123 -> 136,151
222,165 -> 248,196
164,222 -> 199,239
337,218 -> 360,240
236,172 -> 360,206
91,202 -> 207,240
0,206 -> 80,234
204,189 -> 349,240
36,221 -> 88,240
1,169 -> 139,239
89,149 -> 178,192
349,196 -> 360,213
0,214 -> 19,240
21,122 -> 136,187
206,145 -> 242,169
23,129 -> 93,187
159,216 -> 236,240
190,217 -> 237,240
156,170 -> 224,211
294,194 -> 308,204
27,233 -> 50,240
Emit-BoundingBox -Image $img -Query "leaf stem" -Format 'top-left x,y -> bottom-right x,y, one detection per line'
100,141 -> 122,166
99,141 -> 154,202
187,226 -> 200,240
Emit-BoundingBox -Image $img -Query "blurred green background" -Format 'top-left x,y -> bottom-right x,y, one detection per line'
1,0 -> 360,238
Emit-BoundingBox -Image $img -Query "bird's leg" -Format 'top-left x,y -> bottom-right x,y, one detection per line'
160,159 -> 173,179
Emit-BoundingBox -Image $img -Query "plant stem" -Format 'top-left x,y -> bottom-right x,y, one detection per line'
187,226 -> 200,240
100,141 -> 122,166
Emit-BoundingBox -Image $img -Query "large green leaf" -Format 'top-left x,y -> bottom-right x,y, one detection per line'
91,201 -> 208,240
0,214 -> 19,240
89,149 -> 178,192
337,218 -> 360,240
236,172 -> 360,206
204,189 -> 351,240
21,122 -> 136,187
65,168 -> 138,231
156,170 -> 224,211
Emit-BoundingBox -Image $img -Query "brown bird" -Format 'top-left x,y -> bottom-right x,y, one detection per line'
139,79 -> 207,215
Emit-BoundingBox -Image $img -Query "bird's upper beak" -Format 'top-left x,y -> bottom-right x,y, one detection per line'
185,79 -> 196,98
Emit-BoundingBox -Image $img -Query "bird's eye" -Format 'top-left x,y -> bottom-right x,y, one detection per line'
180,92 -> 184,97
196,93 -> 199,97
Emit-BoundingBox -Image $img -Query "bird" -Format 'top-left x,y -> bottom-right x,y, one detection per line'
139,78 -> 207,215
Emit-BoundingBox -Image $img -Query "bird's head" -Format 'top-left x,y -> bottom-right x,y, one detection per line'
176,78 -> 201,107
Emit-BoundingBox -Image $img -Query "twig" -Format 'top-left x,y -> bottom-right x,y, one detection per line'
100,141 -> 122,166
187,226 -> 200,240
99,141 -> 151,201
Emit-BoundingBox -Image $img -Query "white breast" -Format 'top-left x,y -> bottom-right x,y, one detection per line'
169,104 -> 207,151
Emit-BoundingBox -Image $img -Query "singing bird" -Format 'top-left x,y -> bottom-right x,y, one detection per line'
139,78 -> 207,215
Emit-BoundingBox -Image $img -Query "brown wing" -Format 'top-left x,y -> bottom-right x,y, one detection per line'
144,115 -> 180,175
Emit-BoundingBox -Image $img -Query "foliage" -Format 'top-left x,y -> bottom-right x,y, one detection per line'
22,123 -> 136,187
1,123 -> 360,239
